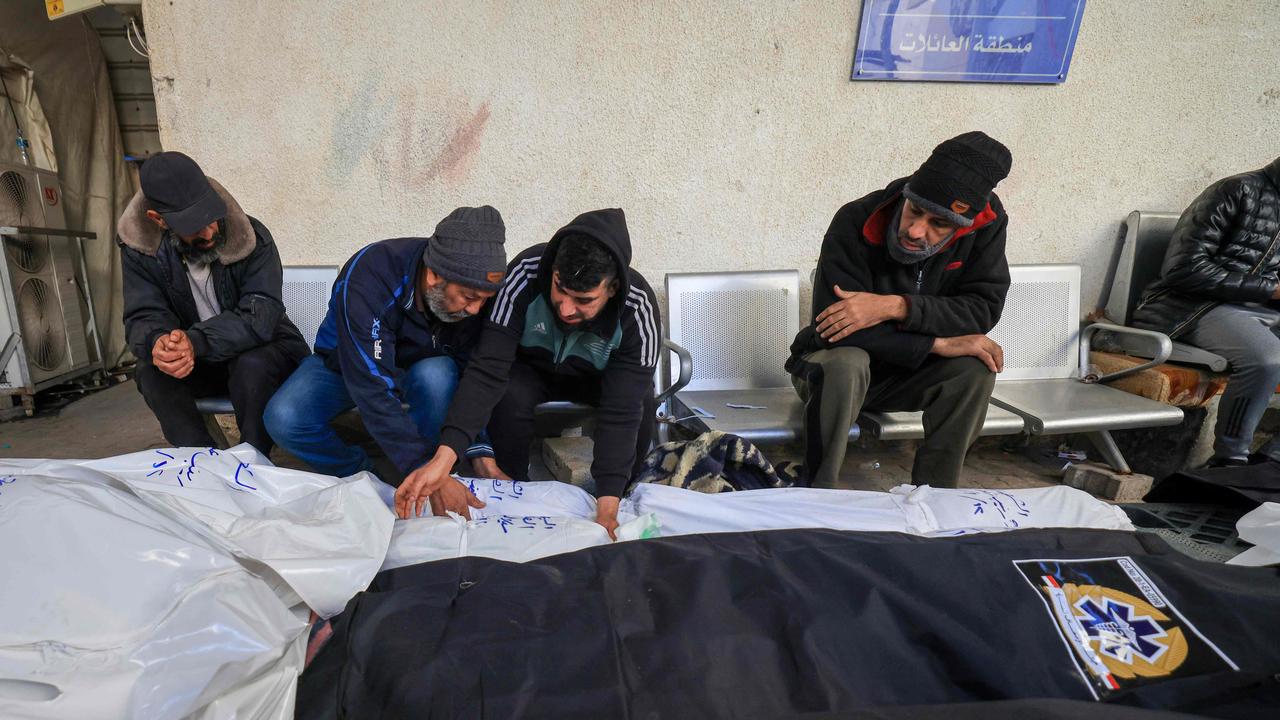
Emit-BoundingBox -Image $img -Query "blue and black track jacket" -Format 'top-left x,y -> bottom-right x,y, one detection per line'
314,237 -> 483,473
439,209 -> 661,498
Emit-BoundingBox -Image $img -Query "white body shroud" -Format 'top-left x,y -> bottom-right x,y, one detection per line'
0,445 -> 393,720
379,477 -> 1133,570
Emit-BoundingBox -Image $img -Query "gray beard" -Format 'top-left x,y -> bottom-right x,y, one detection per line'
169,229 -> 225,265
425,283 -> 471,323
885,200 -> 953,265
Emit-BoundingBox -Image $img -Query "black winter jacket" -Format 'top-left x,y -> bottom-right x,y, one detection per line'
786,177 -> 1010,374
439,209 -> 660,498
1131,158 -> 1280,337
118,179 -> 305,363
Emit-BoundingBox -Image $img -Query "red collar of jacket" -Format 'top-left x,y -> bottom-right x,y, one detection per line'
861,192 -> 997,250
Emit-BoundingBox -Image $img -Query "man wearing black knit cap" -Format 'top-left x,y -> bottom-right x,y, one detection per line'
786,131 -> 1014,488
265,206 -> 508,482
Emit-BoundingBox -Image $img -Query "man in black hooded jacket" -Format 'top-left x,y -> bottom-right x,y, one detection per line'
787,132 -> 1013,488
1132,158 -> 1280,467
394,208 -> 660,537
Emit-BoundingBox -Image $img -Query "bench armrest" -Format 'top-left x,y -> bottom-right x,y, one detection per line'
1080,322 -> 1173,384
656,339 -> 692,405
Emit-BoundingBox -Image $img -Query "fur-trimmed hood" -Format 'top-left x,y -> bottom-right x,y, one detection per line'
117,177 -> 256,264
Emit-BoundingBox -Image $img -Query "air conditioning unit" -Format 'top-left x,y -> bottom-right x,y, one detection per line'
0,162 -> 97,403
45,0 -> 142,21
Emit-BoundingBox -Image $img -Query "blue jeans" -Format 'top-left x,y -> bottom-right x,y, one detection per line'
265,354 -> 463,477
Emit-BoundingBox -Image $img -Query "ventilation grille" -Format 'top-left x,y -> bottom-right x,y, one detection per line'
676,287 -> 791,387
282,280 -> 331,349
0,170 -> 41,226
16,277 -> 67,371
989,279 -> 1073,372
4,231 -> 50,273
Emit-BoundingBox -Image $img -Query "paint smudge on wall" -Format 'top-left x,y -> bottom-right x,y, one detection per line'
422,101 -> 490,186
329,78 -> 393,182
330,79 -> 490,190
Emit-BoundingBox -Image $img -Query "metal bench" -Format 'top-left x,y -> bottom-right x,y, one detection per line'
666,265 -> 1184,474
662,270 -> 810,444
663,269 -> 1023,446
1101,210 -> 1229,371
987,264 -> 1183,473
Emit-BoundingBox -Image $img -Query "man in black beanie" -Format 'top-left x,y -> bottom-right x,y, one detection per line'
265,206 -> 508,481
120,152 -> 309,455
786,131 -> 1013,488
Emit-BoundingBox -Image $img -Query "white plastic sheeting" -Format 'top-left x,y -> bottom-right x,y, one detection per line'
377,477 -> 657,570
68,445 -> 395,617
1227,502 -> 1280,567
626,482 -> 1134,537
377,478 -> 1133,569
382,511 -> 662,571
0,445 -> 394,720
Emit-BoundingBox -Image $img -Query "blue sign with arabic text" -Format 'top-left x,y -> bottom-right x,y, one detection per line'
852,0 -> 1087,84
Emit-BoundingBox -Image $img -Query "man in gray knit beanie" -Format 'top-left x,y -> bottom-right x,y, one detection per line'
426,205 -> 508,293
265,205 -> 511,483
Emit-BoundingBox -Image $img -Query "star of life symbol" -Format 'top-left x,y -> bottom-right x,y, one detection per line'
1073,595 -> 1169,665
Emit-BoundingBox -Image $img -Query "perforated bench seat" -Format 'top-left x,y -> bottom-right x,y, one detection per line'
1104,211 -> 1229,372
671,388 -> 813,445
671,389 -> 1027,444
665,264 -> 1184,475
859,405 -> 1026,440
990,380 -> 1183,435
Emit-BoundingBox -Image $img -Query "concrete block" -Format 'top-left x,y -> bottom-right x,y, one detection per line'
209,414 -> 236,449
1063,462 -> 1153,502
541,436 -> 595,494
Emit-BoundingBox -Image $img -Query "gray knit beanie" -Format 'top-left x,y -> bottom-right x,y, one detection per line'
425,205 -> 508,291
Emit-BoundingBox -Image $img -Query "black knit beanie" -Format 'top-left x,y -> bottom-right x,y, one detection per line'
902,131 -> 1012,227
425,205 -> 508,291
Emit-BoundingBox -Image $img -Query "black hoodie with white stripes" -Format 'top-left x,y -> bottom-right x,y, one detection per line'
438,208 -> 660,498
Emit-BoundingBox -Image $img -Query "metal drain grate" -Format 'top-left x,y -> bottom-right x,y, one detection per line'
1119,503 -> 1252,562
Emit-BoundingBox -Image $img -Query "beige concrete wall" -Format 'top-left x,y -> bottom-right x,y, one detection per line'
143,1 -> 1280,317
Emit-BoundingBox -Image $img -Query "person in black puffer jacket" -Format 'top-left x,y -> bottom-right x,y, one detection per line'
1132,158 -> 1280,467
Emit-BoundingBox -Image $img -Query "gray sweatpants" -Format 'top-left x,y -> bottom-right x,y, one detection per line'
790,346 -> 996,488
1182,303 -> 1280,462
